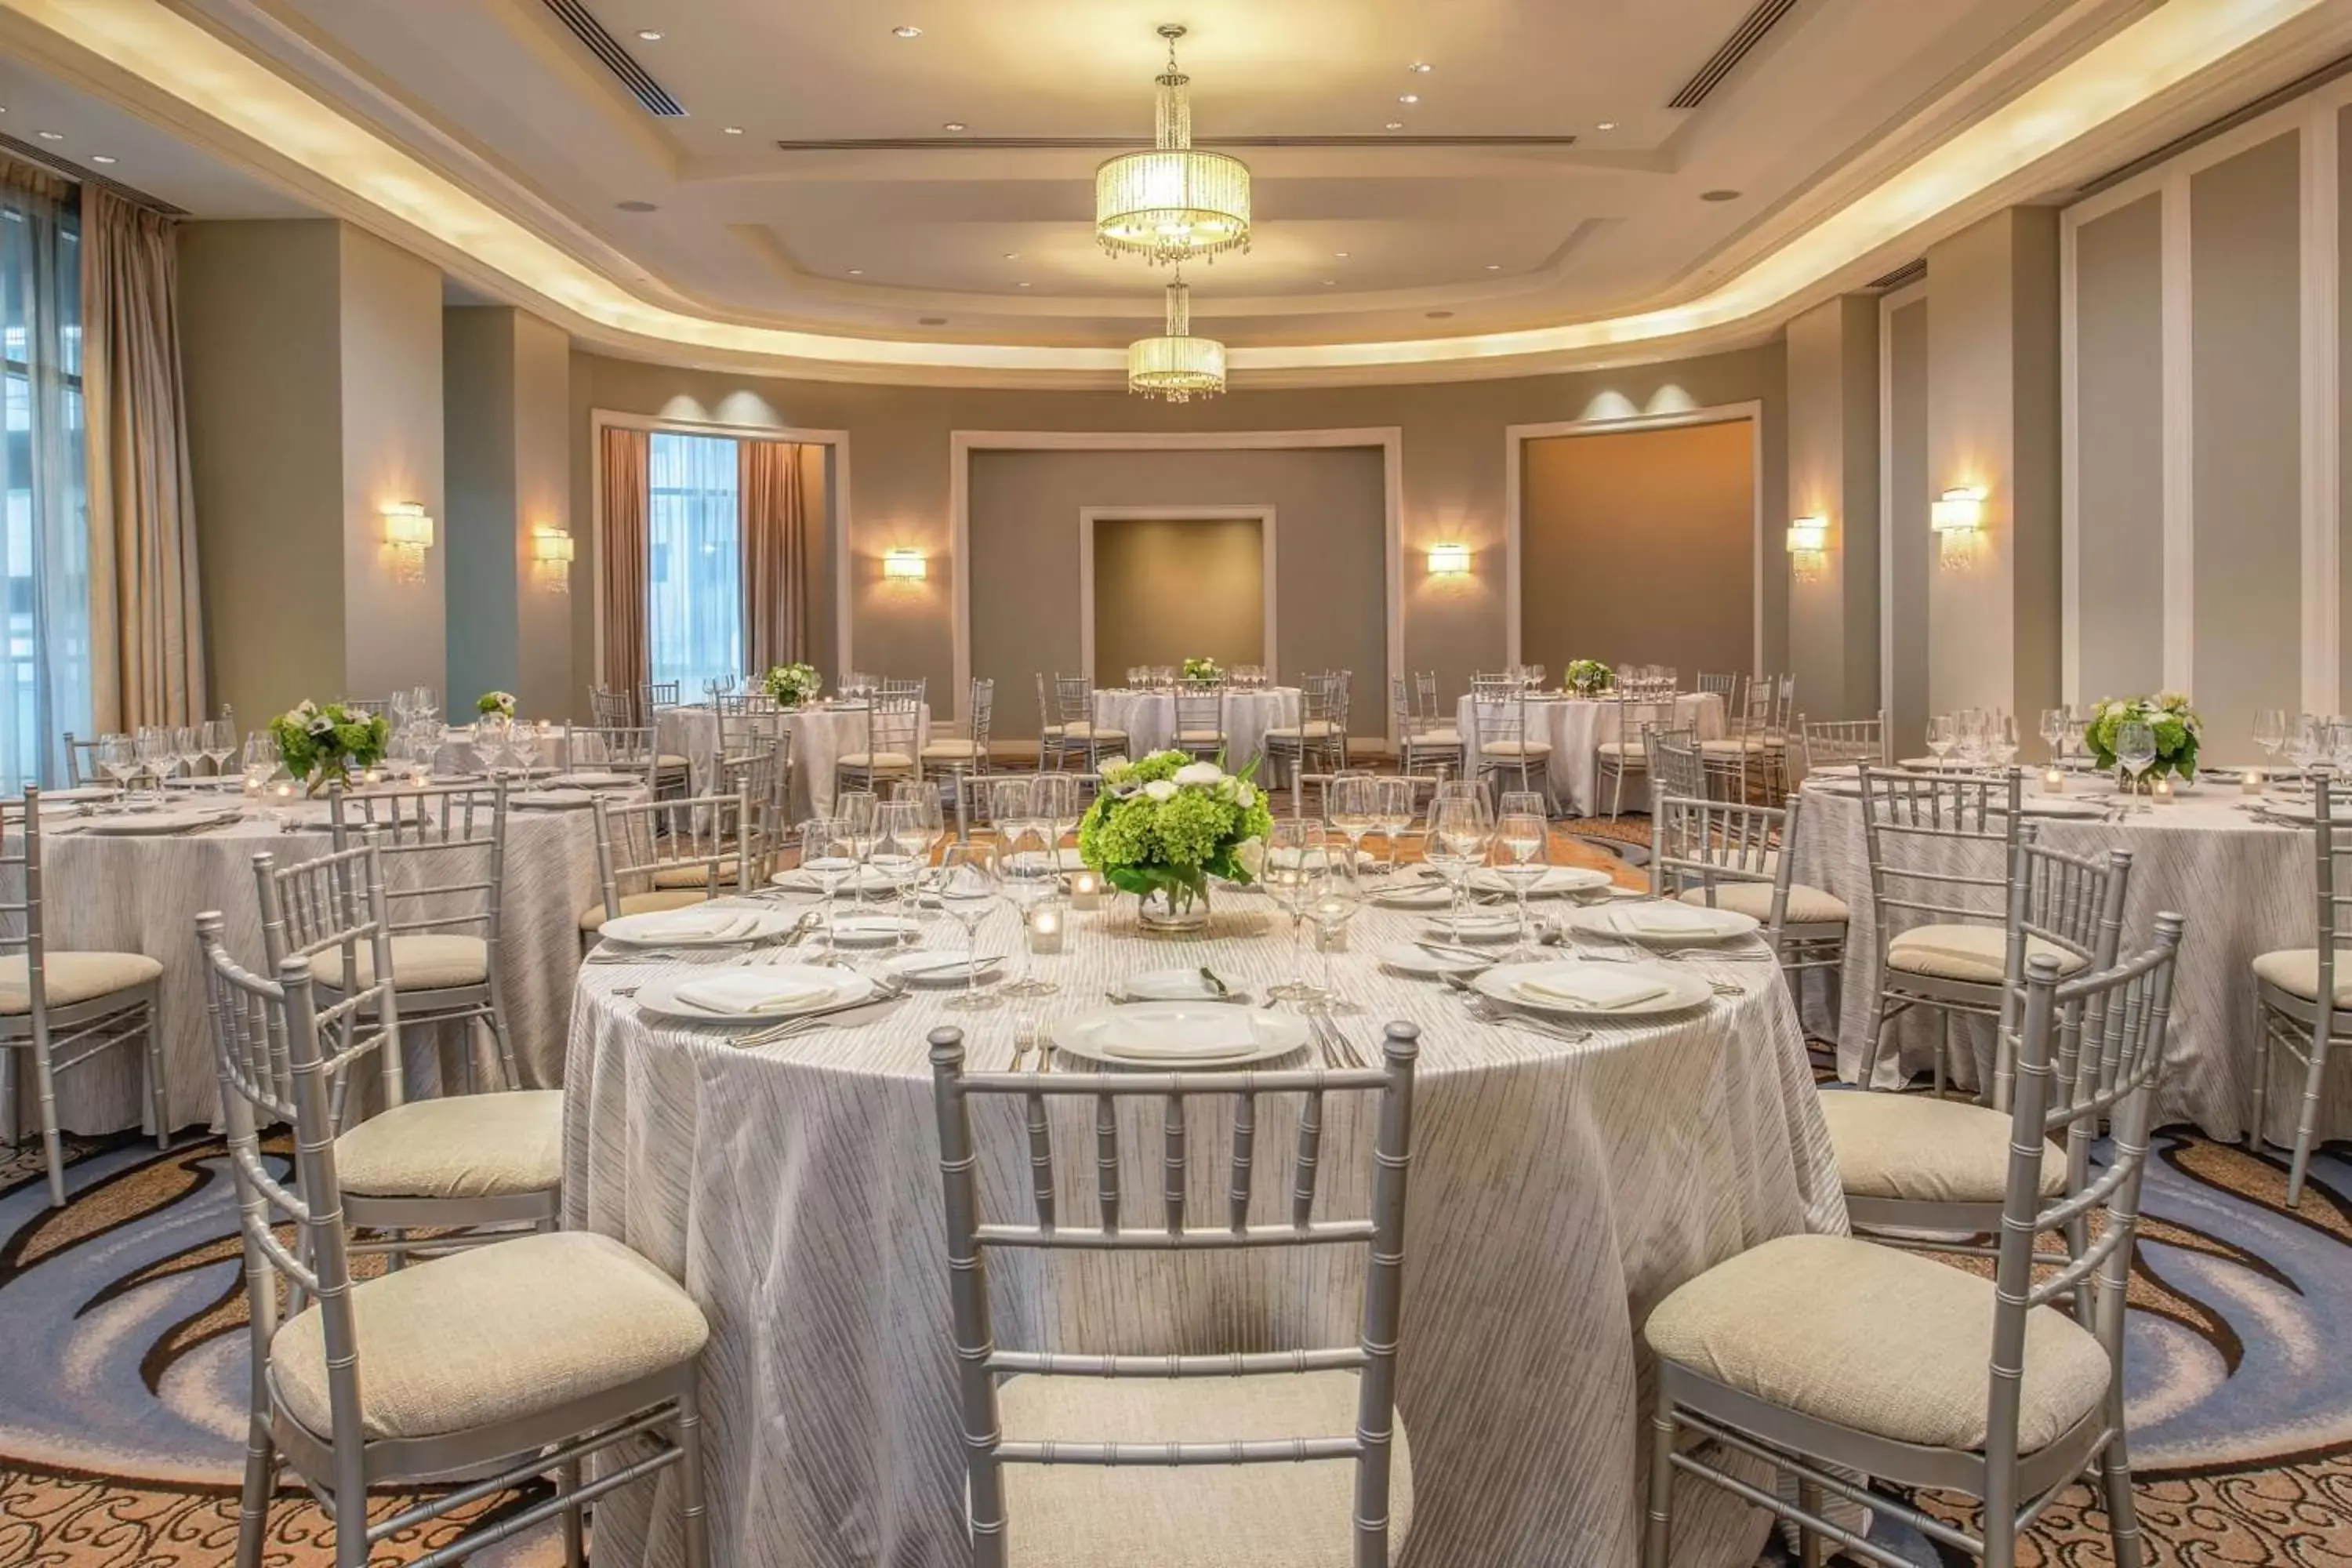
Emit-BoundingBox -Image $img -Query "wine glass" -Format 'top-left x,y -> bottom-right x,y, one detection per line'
1029,774 -> 1080,866
800,817 -> 858,957
887,780 -> 946,865
1373,777 -> 1417,869
1925,715 -> 1956,768
997,818 -> 1063,998
836,789 -> 880,866
872,801 -> 928,959
96,733 -> 139,811
1327,773 -> 1377,867
1264,819 -> 1327,1004
1304,846 -> 1364,1014
506,724 -> 539,778
2039,709 -> 2067,767
1493,809 -> 1551,958
2253,709 -> 2287,770
1989,713 -> 2019,768
201,718 -> 237,782
240,731 -> 279,790
2289,714 -> 2325,775
135,728 -> 176,805
931,842 -> 1003,1011
987,778 -> 1033,844
171,726 -> 204,787
1425,797 -> 1493,927
2115,720 -> 2158,797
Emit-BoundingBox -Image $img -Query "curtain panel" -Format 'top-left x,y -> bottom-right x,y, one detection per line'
598,426 -> 652,701
739,440 -> 808,670
82,184 -> 205,735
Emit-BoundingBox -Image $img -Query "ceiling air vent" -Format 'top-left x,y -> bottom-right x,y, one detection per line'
1868,258 -> 1927,292
1668,0 -> 1801,110
541,0 -> 685,117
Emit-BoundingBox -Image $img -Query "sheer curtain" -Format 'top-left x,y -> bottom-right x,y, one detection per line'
0,158 -> 91,790
647,430 -> 742,691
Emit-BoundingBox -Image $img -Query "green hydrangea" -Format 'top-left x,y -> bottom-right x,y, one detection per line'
1076,752 -> 1269,902
2084,692 -> 2201,780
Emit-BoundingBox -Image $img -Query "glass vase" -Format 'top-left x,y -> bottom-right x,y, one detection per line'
1137,884 -> 1211,937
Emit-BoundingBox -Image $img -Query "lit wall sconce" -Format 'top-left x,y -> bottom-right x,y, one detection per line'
1930,485 -> 1987,571
1784,515 -> 1828,585
380,502 -> 434,585
1426,543 -> 1471,576
531,527 -> 575,594
883,547 -> 928,581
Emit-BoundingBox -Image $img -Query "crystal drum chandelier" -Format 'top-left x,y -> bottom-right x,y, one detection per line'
1127,270 -> 1226,401
1095,24 -> 1251,265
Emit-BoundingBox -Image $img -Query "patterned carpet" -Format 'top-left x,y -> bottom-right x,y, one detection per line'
2,819 -> 2347,1566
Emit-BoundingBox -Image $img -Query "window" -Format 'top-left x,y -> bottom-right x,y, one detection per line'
646,431 -> 742,693
0,191 -> 89,791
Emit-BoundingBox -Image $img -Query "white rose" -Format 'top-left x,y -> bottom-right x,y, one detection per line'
306,716 -> 336,737
1233,837 -> 1266,878
1173,761 -> 1224,787
1235,782 -> 1256,809
1142,779 -> 1178,802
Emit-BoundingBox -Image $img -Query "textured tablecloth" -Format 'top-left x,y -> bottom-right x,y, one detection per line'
1455,693 -> 1726,816
564,890 -> 1844,1568
1790,779 -> 2321,1142
1091,687 -> 1301,771
656,703 -> 933,821
14,792 -> 609,1135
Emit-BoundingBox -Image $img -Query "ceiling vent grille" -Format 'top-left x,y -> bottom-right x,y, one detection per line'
0,132 -> 187,214
1868,258 -> 1927,292
1668,0 -> 1801,110
540,0 -> 685,117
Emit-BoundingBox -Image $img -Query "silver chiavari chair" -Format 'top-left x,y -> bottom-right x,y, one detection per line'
638,679 -> 681,714
587,684 -> 636,728
715,724 -> 792,885
928,1018 -> 1421,1567
583,789 -> 759,942
1596,692 -> 1675,818
923,677 -> 997,841
1390,674 -> 1462,781
1465,684 -> 1549,809
1645,724 -> 1706,803
1171,677 -> 1229,762
195,913 -> 710,1568
1801,711 -> 1891,771
564,722 -> 662,793
1645,915 -> 2184,1568
1695,671 -> 1740,702
250,837 -> 561,1254
1044,673 -> 1126,771
0,788 -> 166,1207
1265,670 -> 1352,792
837,691 -> 924,799
335,698 -> 389,717
1759,674 -> 1798,794
1652,793 -> 1849,1001
2251,775 -> 2352,1206
60,731 -> 106,789
321,782 -> 519,1093
1700,676 -> 1773,800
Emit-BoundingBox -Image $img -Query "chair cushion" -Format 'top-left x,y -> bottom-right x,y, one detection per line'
996,1369 -> 1410,1568
1818,1091 -> 2064,1203
1174,729 -> 1226,744
1265,721 -> 1341,739
1700,738 -> 1767,755
308,934 -> 488,992
1596,741 -> 1644,758
1886,924 -> 2087,985
1057,722 -> 1125,740
1644,1232 -> 2110,1454
650,858 -> 746,889
2252,948 -> 2352,1007
920,739 -> 985,760
270,1230 -> 707,1442
655,753 -> 692,771
579,887 -> 715,933
1479,740 -> 1551,758
1679,881 -> 1850,926
0,951 -> 162,1014
334,1090 -> 565,1200
838,751 -> 916,769
1409,728 -> 1462,747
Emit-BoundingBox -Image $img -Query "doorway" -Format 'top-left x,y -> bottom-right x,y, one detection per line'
1080,507 -> 1276,686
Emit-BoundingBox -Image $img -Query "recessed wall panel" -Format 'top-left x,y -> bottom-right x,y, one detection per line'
2073,195 -> 2166,702
1886,297 -> 1930,758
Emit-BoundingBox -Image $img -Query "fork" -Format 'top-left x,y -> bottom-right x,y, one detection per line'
1462,996 -> 1593,1044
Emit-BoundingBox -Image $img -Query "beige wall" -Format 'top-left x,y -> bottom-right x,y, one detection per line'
568,344 -> 1789,728
1885,295 -> 1932,758
513,311 -> 575,717
1091,517 -> 1267,685
2072,195 -> 2165,702
1519,421 -> 1756,679
1783,295 -> 1882,720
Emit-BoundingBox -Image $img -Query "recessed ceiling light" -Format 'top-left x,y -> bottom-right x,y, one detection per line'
848,268 -> 865,276
616,199 -> 659,212
1426,309 -> 1454,319
1398,94 -> 1420,104
35,130 -> 62,140
635,29 -> 663,41
1485,263 -> 1502,270
1699,188 -> 1742,202
89,154 -> 117,165
893,24 -> 922,38
1002,252 -> 1020,260
1322,278 -> 1338,286
942,122 -> 967,132
1384,122 -> 1405,131
919,316 -> 949,325
723,125 -> 745,136
1595,121 -> 1617,131
1408,62 -> 1433,73
1016,281 -> 1032,289
1334,251 -> 1350,259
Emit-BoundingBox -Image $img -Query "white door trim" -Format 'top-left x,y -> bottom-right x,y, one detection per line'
1504,401 -> 1768,672
1879,280 -> 1927,719
950,427 -> 1403,741
1076,506 -> 1278,683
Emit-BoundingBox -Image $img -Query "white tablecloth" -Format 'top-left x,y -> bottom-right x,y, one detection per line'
1454,693 -> 1727,816
656,703 -> 933,821
1090,687 -> 1302,771
1790,778 -> 2320,1142
564,890 -> 1842,1568
15,790 -> 608,1135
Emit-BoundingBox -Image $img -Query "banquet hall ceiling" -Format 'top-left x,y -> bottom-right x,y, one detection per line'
2,0 -> 2347,381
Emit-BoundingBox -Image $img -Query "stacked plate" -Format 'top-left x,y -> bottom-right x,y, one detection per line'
632,965 -> 871,1026
1051,1002 -> 1308,1069
1472,960 -> 1712,1018
772,862 -> 915,896
1559,902 -> 1758,946
598,906 -> 801,948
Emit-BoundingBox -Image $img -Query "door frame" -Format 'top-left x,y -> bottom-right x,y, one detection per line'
1077,506 -> 1277,684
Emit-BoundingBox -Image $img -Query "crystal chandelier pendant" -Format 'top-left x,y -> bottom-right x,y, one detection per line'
1094,25 -> 1252,266
1127,270 -> 1226,401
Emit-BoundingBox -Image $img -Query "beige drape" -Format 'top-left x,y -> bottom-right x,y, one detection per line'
599,426 -> 652,696
82,184 -> 206,731
739,440 -> 808,670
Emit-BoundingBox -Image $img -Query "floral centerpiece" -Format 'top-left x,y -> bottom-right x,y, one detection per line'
1564,659 -> 1614,695
763,662 -> 822,707
269,701 -> 390,795
2085,692 -> 2201,784
1078,751 -> 1273,933
475,690 -> 516,720
1181,655 -> 1223,683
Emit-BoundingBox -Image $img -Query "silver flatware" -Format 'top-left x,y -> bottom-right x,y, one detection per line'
1463,996 -> 1594,1044
737,993 -> 908,1046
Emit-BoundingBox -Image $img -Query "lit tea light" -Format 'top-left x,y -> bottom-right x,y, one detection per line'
2040,768 -> 2066,795
1027,899 -> 1066,955
1069,869 -> 1103,910
2151,777 -> 2176,804
2242,768 -> 2265,794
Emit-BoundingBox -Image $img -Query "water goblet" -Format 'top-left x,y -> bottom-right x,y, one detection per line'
1373,777 -> 1417,869
932,842 -> 1004,1011
1304,847 -> 1365,1014
800,816 -> 858,957
2115,720 -> 2158,797
1264,820 -> 1327,1004
1493,809 -> 1551,959
996,818 -> 1063,997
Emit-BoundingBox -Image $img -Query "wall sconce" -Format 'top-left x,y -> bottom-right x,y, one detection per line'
883,547 -> 927,581
531,527 -> 575,595
1425,543 -> 1471,576
1784,516 -> 1828,585
380,502 -> 434,585
1930,486 -> 1987,571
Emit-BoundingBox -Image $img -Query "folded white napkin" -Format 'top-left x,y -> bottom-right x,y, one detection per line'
1617,904 -> 1724,937
1513,968 -> 1670,1010
641,909 -> 764,942
673,971 -> 837,1015
1104,1013 -> 1259,1061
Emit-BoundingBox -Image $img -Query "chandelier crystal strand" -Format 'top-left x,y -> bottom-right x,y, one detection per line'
1127,270 -> 1226,401
1094,24 -> 1252,265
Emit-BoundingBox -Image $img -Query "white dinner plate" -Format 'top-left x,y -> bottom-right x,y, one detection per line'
1471,960 -> 1714,1019
874,950 -> 1005,985
1377,941 -> 1489,978
2019,796 -> 2114,819
1112,966 -> 1248,1003
1465,866 -> 1614,898
597,905 -> 803,948
828,913 -> 924,947
1421,911 -> 1523,943
772,862 -> 916,895
1051,1003 -> 1311,1069
79,808 -> 245,837
631,966 -> 872,1025
1370,882 -> 1454,910
550,771 -> 642,789
1559,902 -> 1759,945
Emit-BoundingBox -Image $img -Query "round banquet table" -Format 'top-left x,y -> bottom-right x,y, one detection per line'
16,787 -> 612,1135
1790,774 -> 2324,1143
563,888 -> 1845,1568
655,701 -> 933,821
1454,692 -> 1727,817
1089,686 -> 1302,771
